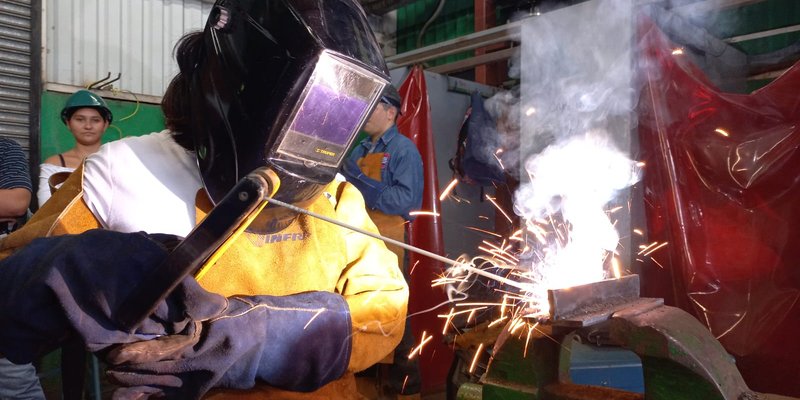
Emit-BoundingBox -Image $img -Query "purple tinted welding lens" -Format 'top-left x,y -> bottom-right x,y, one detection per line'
289,83 -> 369,147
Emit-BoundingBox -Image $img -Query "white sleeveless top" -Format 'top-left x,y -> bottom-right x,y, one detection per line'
82,130 -> 203,237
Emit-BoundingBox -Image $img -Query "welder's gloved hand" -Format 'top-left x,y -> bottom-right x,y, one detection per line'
341,158 -> 386,206
105,291 -> 352,399
0,229 -> 226,364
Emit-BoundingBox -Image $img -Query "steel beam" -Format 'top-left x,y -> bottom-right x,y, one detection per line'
385,17 -> 524,69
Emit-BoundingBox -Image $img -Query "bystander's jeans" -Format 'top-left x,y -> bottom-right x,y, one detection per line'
0,357 -> 45,400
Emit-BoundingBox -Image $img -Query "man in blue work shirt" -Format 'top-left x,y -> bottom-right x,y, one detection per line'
342,84 -> 424,397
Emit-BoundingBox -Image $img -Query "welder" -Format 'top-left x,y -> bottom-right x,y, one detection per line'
0,0 -> 408,398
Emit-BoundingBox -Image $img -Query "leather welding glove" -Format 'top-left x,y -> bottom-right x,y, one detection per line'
104,291 -> 352,399
341,158 -> 387,206
0,229 -> 227,364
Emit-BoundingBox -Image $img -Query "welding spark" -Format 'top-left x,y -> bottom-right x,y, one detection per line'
607,206 -> 623,214
650,256 -> 665,269
303,308 -> 326,330
509,317 -> 527,334
611,256 -> 622,279
638,241 -> 668,256
493,152 -> 507,171
488,315 -> 509,328
465,226 -> 504,238
408,331 -> 433,359
486,195 -> 513,223
523,323 -> 538,357
409,260 -> 420,275
642,242 -> 668,256
439,179 -> 459,201
469,343 -> 485,374
409,211 -> 441,217
441,308 -> 456,335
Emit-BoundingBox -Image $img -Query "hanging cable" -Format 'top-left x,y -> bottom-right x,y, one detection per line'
417,0 -> 448,49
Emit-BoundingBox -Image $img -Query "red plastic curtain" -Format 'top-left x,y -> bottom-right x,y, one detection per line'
397,65 -> 453,392
637,17 -> 800,395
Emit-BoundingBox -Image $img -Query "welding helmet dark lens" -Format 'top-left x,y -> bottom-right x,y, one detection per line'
274,51 -> 385,168
191,0 -> 389,206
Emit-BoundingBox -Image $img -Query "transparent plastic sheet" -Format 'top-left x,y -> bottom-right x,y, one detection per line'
636,17 -> 800,395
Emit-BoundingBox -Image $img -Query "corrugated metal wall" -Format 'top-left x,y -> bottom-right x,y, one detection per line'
0,0 -> 34,151
45,0 -> 214,97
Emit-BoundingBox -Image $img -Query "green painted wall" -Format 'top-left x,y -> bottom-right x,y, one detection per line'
397,0 -> 475,67
40,91 -> 166,160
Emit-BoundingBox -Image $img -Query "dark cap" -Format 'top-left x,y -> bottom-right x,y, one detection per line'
379,84 -> 402,110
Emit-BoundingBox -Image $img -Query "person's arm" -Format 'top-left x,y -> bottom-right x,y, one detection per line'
0,139 -> 32,218
0,187 -> 30,218
334,181 -> 409,371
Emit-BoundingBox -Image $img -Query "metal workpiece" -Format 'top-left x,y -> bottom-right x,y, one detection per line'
548,275 -> 664,328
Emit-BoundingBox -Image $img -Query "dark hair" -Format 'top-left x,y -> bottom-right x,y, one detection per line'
162,31 -> 205,151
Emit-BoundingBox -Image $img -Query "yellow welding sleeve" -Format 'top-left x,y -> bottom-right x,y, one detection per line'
334,182 -> 409,372
0,164 -> 101,259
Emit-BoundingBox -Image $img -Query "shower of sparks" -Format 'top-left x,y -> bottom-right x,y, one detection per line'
423,134 -> 646,382
439,179 -> 459,201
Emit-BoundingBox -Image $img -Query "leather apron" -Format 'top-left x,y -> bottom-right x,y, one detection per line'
356,152 -> 406,266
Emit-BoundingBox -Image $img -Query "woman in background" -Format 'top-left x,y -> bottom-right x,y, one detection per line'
37,89 -> 112,207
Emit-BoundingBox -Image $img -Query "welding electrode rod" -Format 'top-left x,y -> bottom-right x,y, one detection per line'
264,196 -> 532,292
264,196 -> 456,266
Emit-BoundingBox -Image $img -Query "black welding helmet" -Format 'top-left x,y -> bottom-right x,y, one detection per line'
191,0 -> 389,209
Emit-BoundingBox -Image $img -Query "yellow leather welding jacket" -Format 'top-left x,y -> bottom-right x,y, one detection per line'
0,165 -> 409,399
356,152 -> 407,265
